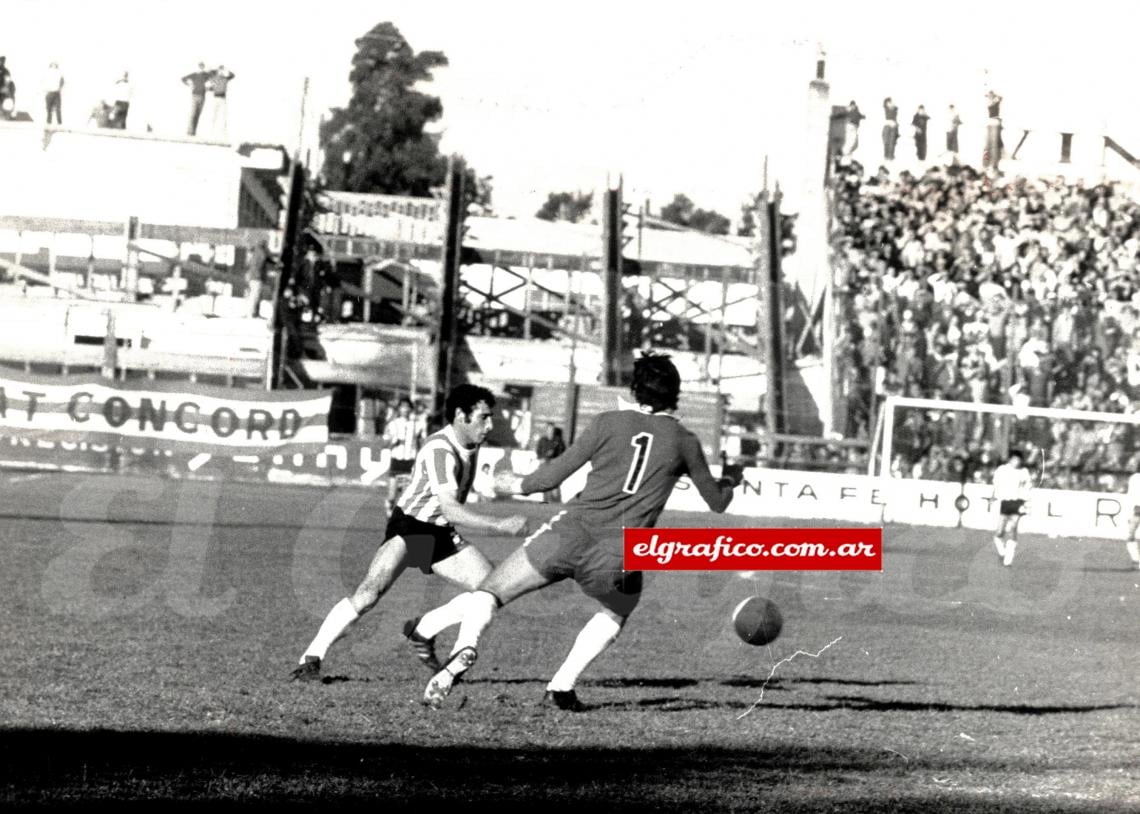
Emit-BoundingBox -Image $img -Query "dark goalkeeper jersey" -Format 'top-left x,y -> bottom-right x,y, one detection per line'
519,408 -> 731,529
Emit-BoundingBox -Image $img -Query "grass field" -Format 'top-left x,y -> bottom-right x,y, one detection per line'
1,471 -> 1137,811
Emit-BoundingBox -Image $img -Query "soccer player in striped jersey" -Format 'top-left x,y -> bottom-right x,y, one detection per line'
422,353 -> 736,710
291,385 -> 529,682
384,398 -> 422,513
992,450 -> 1032,567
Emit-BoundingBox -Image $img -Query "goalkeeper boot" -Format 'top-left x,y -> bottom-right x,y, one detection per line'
422,647 -> 477,708
402,617 -> 443,672
290,655 -> 322,682
542,689 -> 587,712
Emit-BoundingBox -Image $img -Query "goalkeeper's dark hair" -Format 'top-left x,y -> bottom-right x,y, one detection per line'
631,352 -> 681,412
446,384 -> 496,422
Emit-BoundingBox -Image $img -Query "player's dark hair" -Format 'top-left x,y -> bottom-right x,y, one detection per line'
1007,449 -> 1024,462
631,352 -> 681,412
397,397 -> 413,411
446,384 -> 495,423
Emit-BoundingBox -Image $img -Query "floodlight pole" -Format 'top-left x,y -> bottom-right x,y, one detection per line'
757,190 -> 786,450
600,178 -> 624,386
563,256 -> 585,443
433,155 -> 465,428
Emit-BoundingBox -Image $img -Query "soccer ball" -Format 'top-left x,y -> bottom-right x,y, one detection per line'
732,596 -> 782,646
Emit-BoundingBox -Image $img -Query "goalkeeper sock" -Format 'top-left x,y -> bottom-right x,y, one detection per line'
1126,541 -> 1140,565
415,593 -> 470,640
301,598 -> 359,663
993,536 -> 1006,557
547,612 -> 623,693
449,590 -> 498,656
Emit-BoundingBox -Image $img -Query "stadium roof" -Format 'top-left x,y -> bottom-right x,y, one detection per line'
466,216 -> 754,274
318,211 -> 756,280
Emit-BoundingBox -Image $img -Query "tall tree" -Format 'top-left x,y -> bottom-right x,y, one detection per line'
320,23 -> 454,198
659,193 -> 696,228
689,207 -> 731,235
535,190 -> 593,222
659,193 -> 731,235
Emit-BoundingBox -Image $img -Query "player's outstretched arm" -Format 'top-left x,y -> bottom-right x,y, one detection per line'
437,489 -> 529,537
498,419 -> 602,496
681,433 -> 735,513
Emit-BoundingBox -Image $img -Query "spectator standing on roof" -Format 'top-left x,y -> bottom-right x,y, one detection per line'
182,62 -> 210,135
206,65 -> 235,141
912,105 -> 930,161
946,104 -> 962,157
882,97 -> 899,160
984,90 -> 1003,171
43,62 -> 63,124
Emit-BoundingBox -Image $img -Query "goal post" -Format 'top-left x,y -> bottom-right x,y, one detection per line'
873,395 -> 1140,488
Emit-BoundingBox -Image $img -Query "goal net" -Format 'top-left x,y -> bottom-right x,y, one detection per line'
869,395 -> 1140,537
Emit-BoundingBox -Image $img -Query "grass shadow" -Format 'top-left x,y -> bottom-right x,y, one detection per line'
2,727 -> 1130,812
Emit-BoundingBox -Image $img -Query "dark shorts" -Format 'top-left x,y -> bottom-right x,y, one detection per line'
390,458 -> 415,476
522,511 -> 643,617
1000,499 -> 1025,517
383,507 -> 470,574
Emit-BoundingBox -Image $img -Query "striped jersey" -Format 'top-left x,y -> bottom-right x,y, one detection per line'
384,415 -> 420,462
395,425 -> 479,526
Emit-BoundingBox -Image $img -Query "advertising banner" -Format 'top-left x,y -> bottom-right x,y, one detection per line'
882,478 -> 1132,540
668,467 -> 1131,542
0,372 -> 331,452
663,466 -> 887,523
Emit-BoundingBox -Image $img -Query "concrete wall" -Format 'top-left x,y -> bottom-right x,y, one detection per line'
0,123 -> 243,228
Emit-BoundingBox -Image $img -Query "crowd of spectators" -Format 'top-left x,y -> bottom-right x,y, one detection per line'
832,159 -> 1140,489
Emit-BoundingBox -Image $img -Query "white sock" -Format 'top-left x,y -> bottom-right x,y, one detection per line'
301,598 -> 359,663
1126,541 -> 1140,564
450,591 -> 497,656
546,612 -> 623,693
993,536 -> 1006,557
416,593 -> 471,640
1003,540 -> 1017,567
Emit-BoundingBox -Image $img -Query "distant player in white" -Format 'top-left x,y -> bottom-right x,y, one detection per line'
384,397 -> 421,513
1126,470 -> 1140,570
291,385 -> 529,682
992,450 -> 1032,567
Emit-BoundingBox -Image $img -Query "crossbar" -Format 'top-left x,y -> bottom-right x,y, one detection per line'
887,395 -> 1140,426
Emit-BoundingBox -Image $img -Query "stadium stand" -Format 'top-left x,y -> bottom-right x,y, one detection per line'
832,160 -> 1140,488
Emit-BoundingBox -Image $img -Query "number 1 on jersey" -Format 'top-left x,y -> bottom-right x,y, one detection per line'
622,432 -> 654,494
